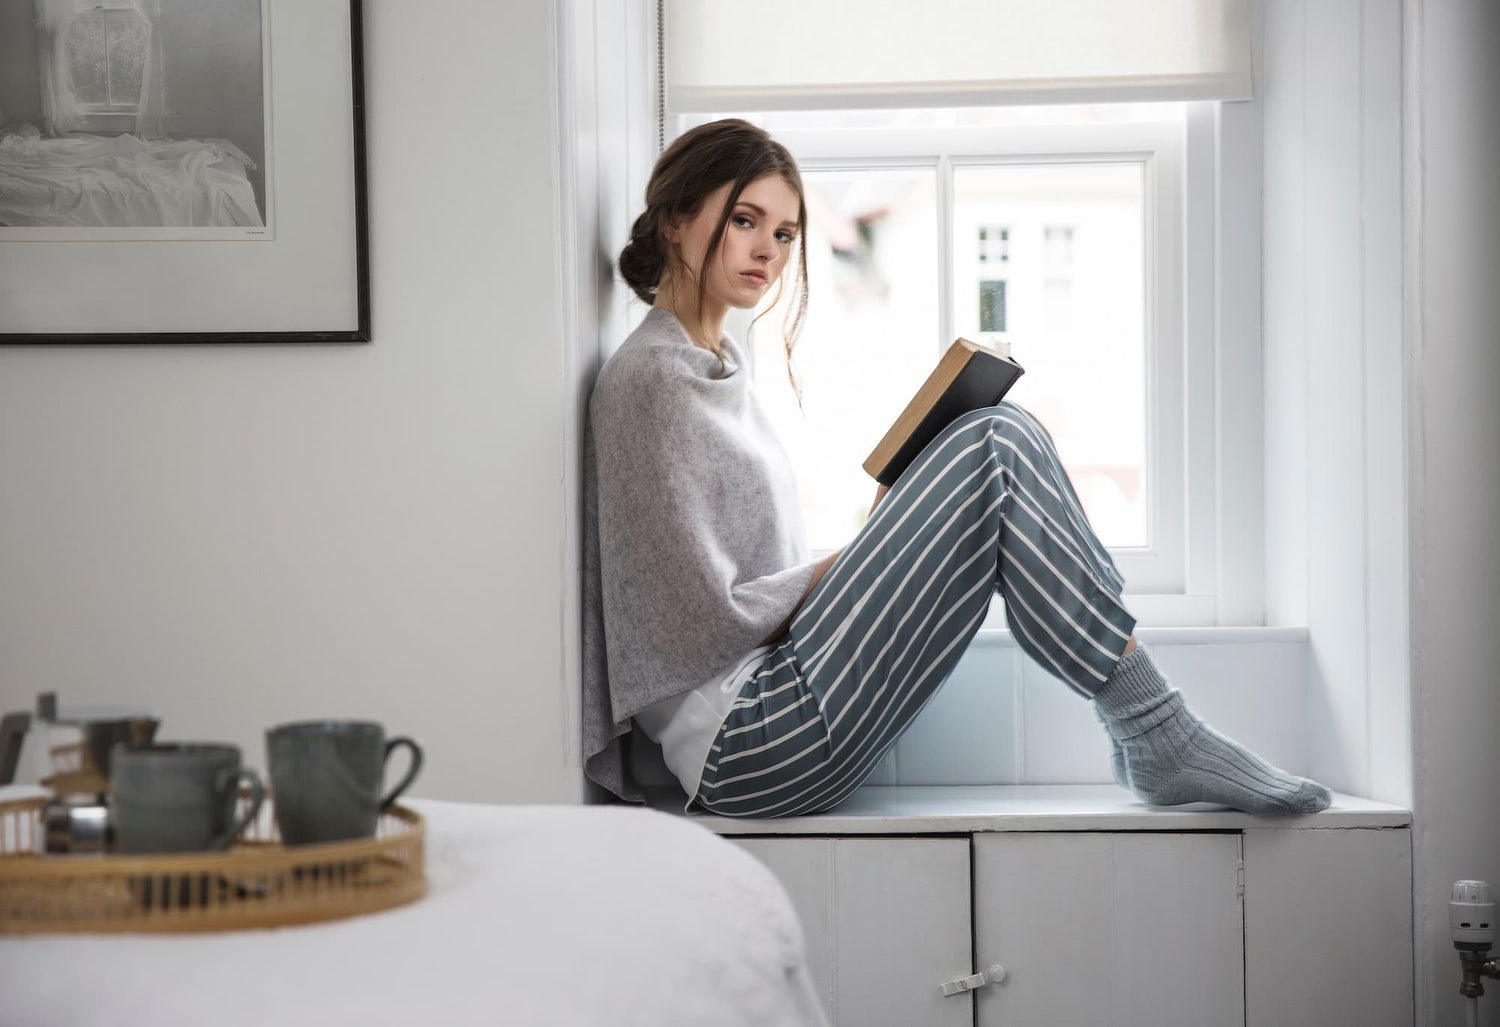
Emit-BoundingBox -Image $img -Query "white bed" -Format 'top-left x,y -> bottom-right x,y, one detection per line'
0,797 -> 828,1027
0,126 -> 263,228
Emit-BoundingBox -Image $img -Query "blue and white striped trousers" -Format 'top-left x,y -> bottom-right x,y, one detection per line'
694,403 -> 1138,817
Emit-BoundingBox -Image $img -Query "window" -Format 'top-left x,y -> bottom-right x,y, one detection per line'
978,226 -> 1010,264
678,103 -> 1220,618
1042,225 -> 1075,268
65,3 -> 149,122
35,0 -> 154,136
652,2 -> 1260,626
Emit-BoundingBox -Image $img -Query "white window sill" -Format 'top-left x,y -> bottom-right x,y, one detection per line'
654,784 -> 1409,836
972,624 -> 1310,647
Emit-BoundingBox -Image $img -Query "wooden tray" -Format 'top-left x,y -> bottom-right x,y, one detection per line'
0,792 -> 426,933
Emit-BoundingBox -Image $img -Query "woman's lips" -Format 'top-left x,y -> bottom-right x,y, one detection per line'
741,271 -> 769,286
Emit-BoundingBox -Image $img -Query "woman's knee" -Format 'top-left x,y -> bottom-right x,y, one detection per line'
949,401 -> 1033,436
994,400 -> 1039,430
974,401 -> 1042,448
920,402 -> 1051,475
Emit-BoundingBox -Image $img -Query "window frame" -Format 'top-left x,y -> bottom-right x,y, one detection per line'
679,112 -> 1237,625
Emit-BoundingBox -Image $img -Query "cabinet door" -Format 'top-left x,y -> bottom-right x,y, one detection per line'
731,836 -> 973,1027
974,832 -> 1245,1027
1242,826 -> 1413,1027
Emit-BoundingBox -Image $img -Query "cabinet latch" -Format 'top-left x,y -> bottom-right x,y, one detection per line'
940,964 -> 1007,997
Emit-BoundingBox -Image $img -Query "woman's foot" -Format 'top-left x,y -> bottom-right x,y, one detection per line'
1093,647 -> 1331,815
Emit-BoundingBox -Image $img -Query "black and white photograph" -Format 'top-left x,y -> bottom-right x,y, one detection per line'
0,0 -> 270,238
0,0 -> 366,342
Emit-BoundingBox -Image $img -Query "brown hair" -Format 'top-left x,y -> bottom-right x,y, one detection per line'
618,118 -> 809,395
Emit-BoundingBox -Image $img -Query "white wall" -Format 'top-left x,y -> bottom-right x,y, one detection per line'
1405,0 -> 1500,1023
0,0 -> 578,805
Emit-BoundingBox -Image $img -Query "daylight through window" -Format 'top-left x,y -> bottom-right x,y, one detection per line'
723,107 -> 1175,564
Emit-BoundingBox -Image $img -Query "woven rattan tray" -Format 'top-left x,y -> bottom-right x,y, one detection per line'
0,792 -> 426,933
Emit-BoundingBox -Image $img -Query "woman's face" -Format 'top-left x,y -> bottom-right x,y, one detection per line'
666,173 -> 801,318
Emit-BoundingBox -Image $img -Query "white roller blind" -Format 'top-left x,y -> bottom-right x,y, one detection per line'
665,0 -> 1252,111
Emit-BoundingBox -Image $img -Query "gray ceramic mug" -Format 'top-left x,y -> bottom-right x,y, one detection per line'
266,721 -> 423,845
110,743 -> 266,854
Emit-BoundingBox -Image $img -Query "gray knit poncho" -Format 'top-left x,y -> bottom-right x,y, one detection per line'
582,306 -> 817,801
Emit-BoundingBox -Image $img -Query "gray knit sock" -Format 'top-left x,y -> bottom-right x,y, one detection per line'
1095,707 -> 1130,790
1093,647 -> 1332,814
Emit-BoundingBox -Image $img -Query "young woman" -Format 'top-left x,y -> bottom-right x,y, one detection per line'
582,118 -> 1330,819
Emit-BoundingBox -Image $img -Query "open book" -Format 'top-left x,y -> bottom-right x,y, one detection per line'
862,338 -> 1025,487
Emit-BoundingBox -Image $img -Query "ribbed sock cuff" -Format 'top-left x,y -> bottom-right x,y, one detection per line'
1092,646 -> 1173,720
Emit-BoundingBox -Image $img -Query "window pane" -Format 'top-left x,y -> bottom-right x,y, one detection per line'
953,163 -> 1146,547
107,14 -> 150,106
65,17 -> 109,106
753,167 -> 939,552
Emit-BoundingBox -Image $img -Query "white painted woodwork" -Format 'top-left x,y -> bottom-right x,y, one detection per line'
1243,827 -> 1414,1027
1353,0 -> 1408,811
1017,638 -> 1308,785
1213,44 -> 1268,626
720,791 -> 1412,1025
729,839 -> 839,1021
884,633 -> 1021,785
678,784 -> 1410,836
1260,0 -> 1410,804
730,837 -> 973,1027
973,832 -> 1245,1026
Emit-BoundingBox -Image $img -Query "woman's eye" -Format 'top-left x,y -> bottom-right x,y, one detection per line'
732,215 -> 753,228
776,231 -> 795,244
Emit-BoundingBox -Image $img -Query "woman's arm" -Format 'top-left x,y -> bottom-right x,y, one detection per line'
758,484 -> 890,645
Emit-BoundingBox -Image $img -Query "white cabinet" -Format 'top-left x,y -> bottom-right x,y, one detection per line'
705,786 -> 1413,1027
733,832 -> 1245,1027
731,837 -> 973,1027
973,832 -> 1244,1026
727,826 -> 1413,1027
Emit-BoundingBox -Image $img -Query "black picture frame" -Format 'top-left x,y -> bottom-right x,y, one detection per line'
0,0 -> 370,345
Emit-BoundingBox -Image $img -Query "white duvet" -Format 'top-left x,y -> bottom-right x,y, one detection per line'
0,798 -> 828,1027
0,126 -> 263,228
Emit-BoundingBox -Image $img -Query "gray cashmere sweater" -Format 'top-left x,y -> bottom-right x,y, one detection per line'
582,306 -> 817,801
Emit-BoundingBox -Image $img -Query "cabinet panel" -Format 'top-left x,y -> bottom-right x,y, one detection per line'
730,838 -> 838,1019
1243,826 -> 1412,1027
973,832 -> 1244,1027
731,836 -> 972,1027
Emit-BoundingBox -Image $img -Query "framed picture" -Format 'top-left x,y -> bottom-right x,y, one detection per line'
0,0 -> 369,344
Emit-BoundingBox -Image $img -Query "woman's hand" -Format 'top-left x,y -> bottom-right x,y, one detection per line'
870,484 -> 890,516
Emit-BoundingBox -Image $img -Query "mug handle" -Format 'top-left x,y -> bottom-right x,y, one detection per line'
379,736 -> 423,809
207,767 -> 266,850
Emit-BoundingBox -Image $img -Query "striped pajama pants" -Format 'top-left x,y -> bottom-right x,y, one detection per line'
693,403 -> 1138,818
